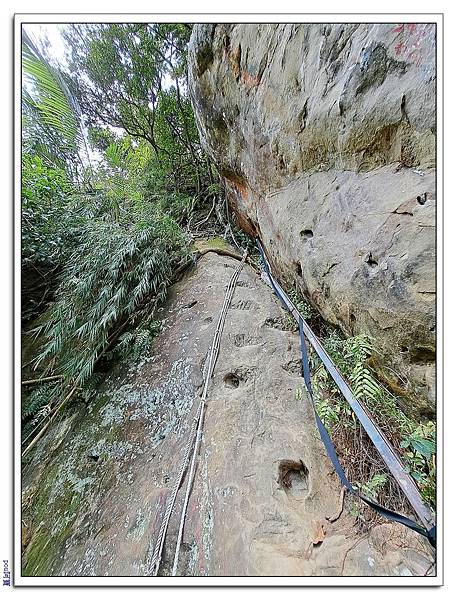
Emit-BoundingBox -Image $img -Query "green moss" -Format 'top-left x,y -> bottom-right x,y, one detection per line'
23,400 -> 107,575
23,460 -> 83,576
23,526 -> 55,576
87,392 -> 110,418
23,491 -> 81,576
22,332 -> 190,575
193,236 -> 232,253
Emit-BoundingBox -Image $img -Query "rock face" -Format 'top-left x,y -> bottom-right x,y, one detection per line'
22,253 -> 434,577
188,24 -> 436,416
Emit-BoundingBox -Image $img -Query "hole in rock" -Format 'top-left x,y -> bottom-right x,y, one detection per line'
349,312 -> 356,333
87,454 -> 100,463
184,300 -> 197,309
278,459 -> 309,498
300,229 -> 314,239
366,253 -> 378,267
401,345 -> 409,353
224,373 -> 240,388
296,262 -> 303,277
409,345 -> 436,363
417,193 -> 427,205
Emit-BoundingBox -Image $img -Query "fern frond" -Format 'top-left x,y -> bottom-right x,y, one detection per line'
340,334 -> 382,402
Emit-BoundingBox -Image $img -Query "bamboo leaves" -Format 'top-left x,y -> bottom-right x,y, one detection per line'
33,209 -> 189,387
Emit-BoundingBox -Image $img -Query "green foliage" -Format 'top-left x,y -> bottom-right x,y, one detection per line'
310,329 -> 436,509
22,382 -> 58,421
358,473 -> 388,502
157,193 -> 196,225
400,421 -> 436,506
344,335 -> 380,402
22,29 -> 85,178
401,422 -> 436,460
98,139 -> 146,217
20,24 -> 216,449
311,330 -> 355,429
62,23 -> 214,198
22,154 -> 70,205
314,387 -> 355,429
313,331 -> 384,408
288,287 -> 314,321
21,29 -> 96,320
223,225 -> 253,252
22,155 -> 73,266
21,154 -> 93,321
22,381 -> 60,441
33,210 -> 189,386
88,136 -> 200,227
88,126 -> 118,152
348,473 -> 389,521
106,321 -> 162,363
22,48 -> 77,147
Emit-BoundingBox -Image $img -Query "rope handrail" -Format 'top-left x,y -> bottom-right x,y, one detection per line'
148,251 -> 247,576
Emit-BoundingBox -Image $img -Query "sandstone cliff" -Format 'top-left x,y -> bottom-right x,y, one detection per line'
188,24 -> 436,416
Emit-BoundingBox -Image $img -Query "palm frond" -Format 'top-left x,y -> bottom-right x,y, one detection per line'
22,29 -> 86,171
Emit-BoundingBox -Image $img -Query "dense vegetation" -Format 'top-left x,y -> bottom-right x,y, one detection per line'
21,24 -> 230,449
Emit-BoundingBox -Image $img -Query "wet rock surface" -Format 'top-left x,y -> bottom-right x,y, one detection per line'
22,253 -> 434,577
188,24 -> 436,415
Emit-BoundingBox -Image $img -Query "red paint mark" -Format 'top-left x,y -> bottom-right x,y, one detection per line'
391,23 -> 430,66
395,41 -> 405,55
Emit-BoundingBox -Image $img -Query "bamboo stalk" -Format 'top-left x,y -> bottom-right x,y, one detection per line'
21,411 -> 52,446
22,375 -> 63,385
21,383 -> 79,458
21,317 -> 134,458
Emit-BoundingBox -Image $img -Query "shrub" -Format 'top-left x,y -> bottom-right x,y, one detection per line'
22,155 -> 73,266
33,208 -> 189,386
